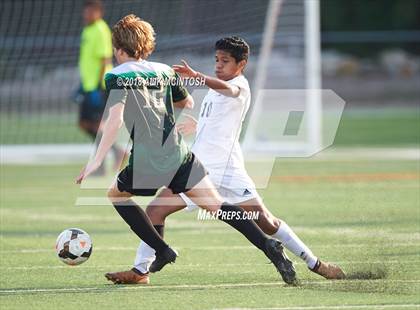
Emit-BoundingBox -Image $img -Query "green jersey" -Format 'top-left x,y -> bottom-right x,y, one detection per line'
79,19 -> 113,91
105,60 -> 190,175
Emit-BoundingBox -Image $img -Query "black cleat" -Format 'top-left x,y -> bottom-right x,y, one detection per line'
149,247 -> 178,273
264,239 -> 298,285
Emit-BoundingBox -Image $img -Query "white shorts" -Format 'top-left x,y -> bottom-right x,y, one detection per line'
183,166 -> 261,211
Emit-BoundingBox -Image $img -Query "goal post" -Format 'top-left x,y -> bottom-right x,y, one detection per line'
305,0 -> 322,155
242,0 -> 322,157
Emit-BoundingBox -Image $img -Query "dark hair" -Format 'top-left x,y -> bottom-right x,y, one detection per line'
84,0 -> 103,12
215,36 -> 249,63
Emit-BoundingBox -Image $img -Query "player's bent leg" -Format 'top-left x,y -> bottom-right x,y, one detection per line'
240,198 -> 317,269
146,188 -> 188,224
139,189 -> 187,273
107,183 -> 133,202
185,176 -> 297,284
239,198 -> 345,279
105,183 -> 151,284
238,198 -> 279,235
105,183 -> 177,284
183,175 -> 225,212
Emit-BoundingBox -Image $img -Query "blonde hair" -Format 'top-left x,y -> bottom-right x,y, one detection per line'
112,14 -> 155,59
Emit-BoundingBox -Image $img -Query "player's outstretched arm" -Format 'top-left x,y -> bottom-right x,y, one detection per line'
76,103 -> 125,183
173,60 -> 240,98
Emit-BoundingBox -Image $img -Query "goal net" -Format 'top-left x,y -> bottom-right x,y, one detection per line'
0,0 -> 321,161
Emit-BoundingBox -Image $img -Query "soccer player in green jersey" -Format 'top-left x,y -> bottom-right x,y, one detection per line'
76,14 -> 297,285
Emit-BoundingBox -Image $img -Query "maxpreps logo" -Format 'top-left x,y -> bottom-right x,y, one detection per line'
197,209 -> 260,221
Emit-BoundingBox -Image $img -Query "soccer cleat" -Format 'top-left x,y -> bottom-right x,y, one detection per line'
149,246 -> 178,273
264,239 -> 298,285
105,268 -> 150,284
310,260 -> 346,280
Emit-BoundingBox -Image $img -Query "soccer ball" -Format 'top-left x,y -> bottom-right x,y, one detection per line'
55,228 -> 92,265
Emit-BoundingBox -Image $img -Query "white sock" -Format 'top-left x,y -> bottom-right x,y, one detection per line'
272,221 -> 318,269
134,241 -> 156,273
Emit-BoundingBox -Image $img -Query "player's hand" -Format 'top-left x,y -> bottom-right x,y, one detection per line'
172,60 -> 198,78
176,114 -> 197,136
76,161 -> 101,184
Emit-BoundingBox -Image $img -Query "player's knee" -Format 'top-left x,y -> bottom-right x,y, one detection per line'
254,208 -> 279,235
146,205 -> 173,223
146,204 -> 160,217
107,186 -> 124,203
106,187 -> 116,201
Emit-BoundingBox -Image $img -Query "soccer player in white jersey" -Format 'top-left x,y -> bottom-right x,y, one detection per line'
105,36 -> 345,284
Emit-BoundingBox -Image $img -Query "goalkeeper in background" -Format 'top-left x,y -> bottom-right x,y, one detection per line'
78,0 -> 124,174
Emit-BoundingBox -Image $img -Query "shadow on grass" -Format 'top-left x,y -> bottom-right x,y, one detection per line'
302,264 -> 417,295
345,264 -> 388,280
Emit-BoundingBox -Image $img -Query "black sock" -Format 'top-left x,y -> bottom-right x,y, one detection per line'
153,225 -> 165,238
113,200 -> 169,254
218,203 -> 268,251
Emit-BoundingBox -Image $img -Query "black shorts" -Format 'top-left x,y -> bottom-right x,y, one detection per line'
116,152 -> 207,196
79,90 -> 107,122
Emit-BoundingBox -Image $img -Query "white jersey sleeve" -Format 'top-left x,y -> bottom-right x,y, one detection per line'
229,75 -> 250,104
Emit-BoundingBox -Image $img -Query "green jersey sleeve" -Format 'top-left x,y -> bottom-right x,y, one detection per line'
171,73 -> 189,102
105,73 -> 128,107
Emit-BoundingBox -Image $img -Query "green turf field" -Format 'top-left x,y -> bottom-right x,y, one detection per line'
1,157 -> 419,309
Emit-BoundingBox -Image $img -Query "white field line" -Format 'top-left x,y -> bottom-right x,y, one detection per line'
1,242 -> 419,254
1,260 -> 419,271
1,281 -> 420,296
2,145 -> 419,164
215,304 -> 420,310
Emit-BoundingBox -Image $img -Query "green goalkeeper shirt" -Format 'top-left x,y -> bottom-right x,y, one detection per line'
79,19 -> 113,91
